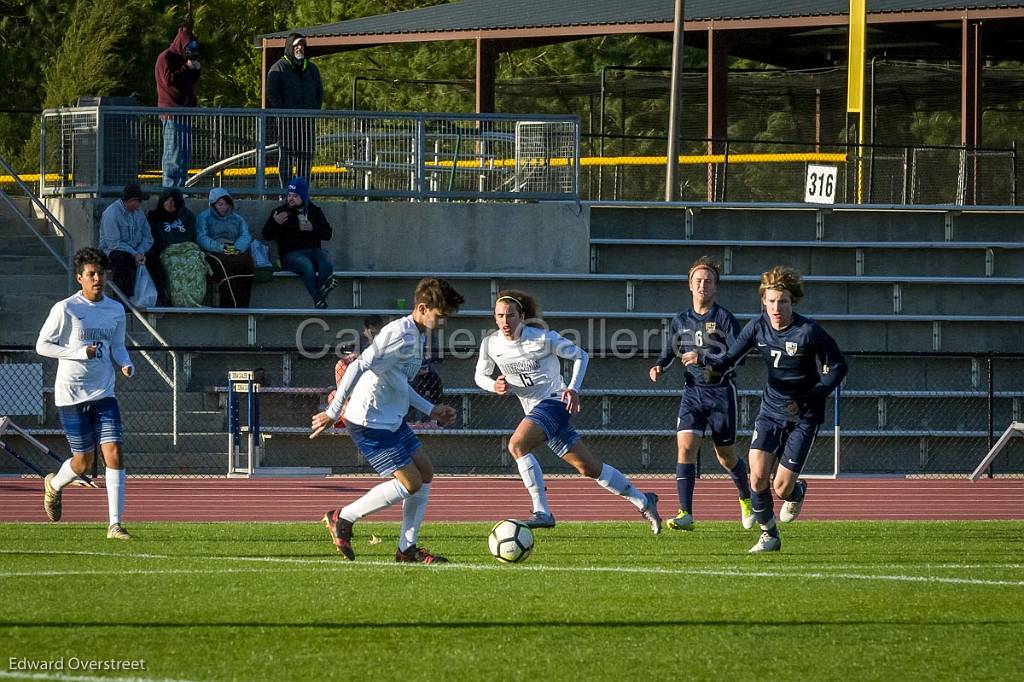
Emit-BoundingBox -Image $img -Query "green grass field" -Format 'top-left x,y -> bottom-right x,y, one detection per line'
1,520 -> 1022,681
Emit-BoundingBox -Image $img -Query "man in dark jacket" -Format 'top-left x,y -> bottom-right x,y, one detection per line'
262,176 -> 337,308
266,33 -> 323,187
155,27 -> 200,187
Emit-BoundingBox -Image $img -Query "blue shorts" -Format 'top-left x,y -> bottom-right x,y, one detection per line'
57,397 -> 123,454
524,399 -> 580,458
750,412 -> 820,473
676,382 -> 737,446
346,422 -> 422,477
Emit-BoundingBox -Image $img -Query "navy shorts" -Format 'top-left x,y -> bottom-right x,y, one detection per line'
57,397 -> 123,454
750,412 -> 820,473
346,422 -> 422,477
676,382 -> 737,446
524,399 -> 580,458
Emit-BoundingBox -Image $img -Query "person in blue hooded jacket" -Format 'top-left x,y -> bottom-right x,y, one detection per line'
262,176 -> 337,308
196,187 -> 253,307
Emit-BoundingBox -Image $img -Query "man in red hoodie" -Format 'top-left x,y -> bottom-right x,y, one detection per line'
155,27 -> 200,187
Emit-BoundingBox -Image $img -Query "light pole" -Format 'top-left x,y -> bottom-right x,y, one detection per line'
665,0 -> 685,201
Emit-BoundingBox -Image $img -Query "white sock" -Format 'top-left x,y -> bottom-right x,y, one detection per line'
106,467 -> 125,525
340,479 -> 411,523
51,458 -> 78,491
516,453 -> 550,514
595,463 -> 647,510
399,483 -> 430,552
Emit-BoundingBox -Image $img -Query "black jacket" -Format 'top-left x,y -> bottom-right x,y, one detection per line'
261,202 -> 333,257
267,56 -> 323,110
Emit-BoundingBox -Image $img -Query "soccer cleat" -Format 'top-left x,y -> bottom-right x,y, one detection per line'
322,509 -> 355,560
106,523 -> 132,540
779,480 -> 808,523
739,497 -> 756,529
43,473 -> 62,522
395,545 -> 449,564
523,511 -> 556,529
640,492 -> 662,535
666,509 -> 694,531
317,275 -> 340,300
748,531 -> 781,553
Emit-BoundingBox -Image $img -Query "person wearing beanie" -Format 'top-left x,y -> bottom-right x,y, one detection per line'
262,176 -> 337,308
155,27 -> 200,187
266,33 -> 323,186
196,188 -> 254,307
98,184 -> 152,299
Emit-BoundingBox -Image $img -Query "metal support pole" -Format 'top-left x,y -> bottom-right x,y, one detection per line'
664,0 -> 685,201
987,355 -> 995,478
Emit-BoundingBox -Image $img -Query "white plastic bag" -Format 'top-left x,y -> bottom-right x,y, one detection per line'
130,265 -> 158,308
250,239 -> 273,269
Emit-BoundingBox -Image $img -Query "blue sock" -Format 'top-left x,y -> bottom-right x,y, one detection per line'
675,463 -> 696,513
728,458 -> 751,499
750,488 -> 778,537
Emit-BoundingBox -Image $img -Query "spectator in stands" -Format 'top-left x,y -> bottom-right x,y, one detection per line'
267,33 -> 323,186
99,183 -> 152,299
361,314 -> 384,350
196,188 -> 254,307
155,27 -> 200,187
261,176 -> 337,309
146,189 -> 207,307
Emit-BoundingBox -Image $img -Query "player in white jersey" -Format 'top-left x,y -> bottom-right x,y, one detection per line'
475,290 -> 662,533
36,248 -> 135,540
312,278 -> 464,563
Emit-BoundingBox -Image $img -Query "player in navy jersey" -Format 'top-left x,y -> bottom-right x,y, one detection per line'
687,266 -> 847,553
649,257 -> 753,531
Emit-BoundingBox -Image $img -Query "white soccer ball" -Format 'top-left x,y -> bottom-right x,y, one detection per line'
487,519 -> 534,563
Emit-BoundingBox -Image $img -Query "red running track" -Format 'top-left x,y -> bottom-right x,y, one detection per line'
1,476 -> 1022,523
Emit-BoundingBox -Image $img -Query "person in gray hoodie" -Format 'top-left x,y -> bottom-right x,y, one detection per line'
196,187 -> 254,307
99,184 -> 153,299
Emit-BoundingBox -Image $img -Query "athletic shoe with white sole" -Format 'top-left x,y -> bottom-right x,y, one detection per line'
666,509 -> 694,531
739,497 -> 755,530
43,473 -> 62,522
779,480 -> 807,523
106,523 -> 132,540
748,531 -> 781,553
640,492 -> 662,535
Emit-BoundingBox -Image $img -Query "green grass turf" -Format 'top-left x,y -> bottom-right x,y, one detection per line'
1,520 -> 1022,681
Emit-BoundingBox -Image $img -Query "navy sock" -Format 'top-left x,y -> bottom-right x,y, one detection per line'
750,488 -> 778,537
728,458 -> 751,499
675,463 -> 696,513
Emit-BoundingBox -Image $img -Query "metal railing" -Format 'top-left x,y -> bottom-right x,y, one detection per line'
38,106 -> 580,201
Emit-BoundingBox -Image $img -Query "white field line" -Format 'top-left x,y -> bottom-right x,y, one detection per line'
0,550 -> 1022,587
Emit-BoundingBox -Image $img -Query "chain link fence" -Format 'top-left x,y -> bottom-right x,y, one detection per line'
3,344 -> 1021,479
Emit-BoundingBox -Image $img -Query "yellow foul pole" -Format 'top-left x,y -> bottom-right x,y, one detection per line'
847,0 -> 867,203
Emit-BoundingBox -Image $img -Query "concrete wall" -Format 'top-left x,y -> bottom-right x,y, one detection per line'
41,198 -> 591,274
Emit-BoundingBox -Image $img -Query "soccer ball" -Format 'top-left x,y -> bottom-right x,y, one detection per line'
487,519 -> 534,563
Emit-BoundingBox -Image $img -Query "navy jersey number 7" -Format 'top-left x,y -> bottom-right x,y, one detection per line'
708,311 -> 848,423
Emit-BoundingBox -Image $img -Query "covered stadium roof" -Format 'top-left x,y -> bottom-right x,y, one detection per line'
257,0 -> 1024,44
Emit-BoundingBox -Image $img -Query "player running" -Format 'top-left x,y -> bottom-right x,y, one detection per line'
649,257 -> 753,531
36,247 -> 135,540
475,290 -> 662,533
312,278 -> 464,563
688,266 -> 847,553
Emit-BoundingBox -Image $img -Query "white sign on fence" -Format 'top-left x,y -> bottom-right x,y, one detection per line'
805,164 -> 838,204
